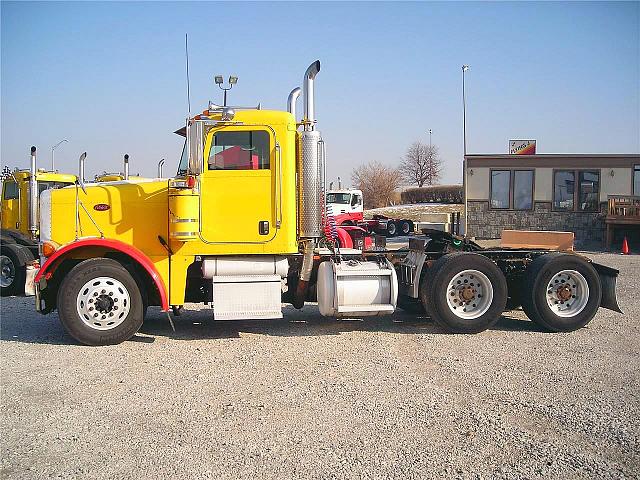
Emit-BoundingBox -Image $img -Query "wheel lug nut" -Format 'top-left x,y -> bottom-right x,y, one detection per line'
114,298 -> 118,302
93,292 -> 98,296
89,307 -> 93,311
109,292 -> 113,296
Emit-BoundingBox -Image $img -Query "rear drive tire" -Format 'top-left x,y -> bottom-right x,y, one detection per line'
0,247 -> 27,296
421,253 -> 507,333
386,222 -> 397,237
399,220 -> 412,235
521,253 -> 601,332
57,258 -> 144,345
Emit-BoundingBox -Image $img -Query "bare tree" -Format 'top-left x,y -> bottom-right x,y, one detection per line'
399,141 -> 442,187
351,161 -> 402,209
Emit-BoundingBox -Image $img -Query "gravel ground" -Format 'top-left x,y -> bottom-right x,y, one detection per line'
1,253 -> 639,479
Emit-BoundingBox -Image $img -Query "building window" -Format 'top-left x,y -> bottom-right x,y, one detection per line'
513,170 -> 534,210
578,171 -> 599,211
490,170 -> 510,209
489,169 -> 534,210
553,170 -> 600,212
208,131 -> 270,170
634,165 -> 640,196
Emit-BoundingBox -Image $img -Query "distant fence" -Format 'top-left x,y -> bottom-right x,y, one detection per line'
401,185 -> 463,204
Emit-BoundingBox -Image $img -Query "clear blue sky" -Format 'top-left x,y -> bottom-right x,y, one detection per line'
2,1 -> 638,185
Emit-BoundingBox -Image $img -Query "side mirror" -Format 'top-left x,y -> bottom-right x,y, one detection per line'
187,121 -> 204,175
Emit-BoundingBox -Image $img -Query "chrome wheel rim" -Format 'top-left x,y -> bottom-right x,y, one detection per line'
0,255 -> 16,288
76,276 -> 131,330
446,269 -> 494,319
545,269 -> 589,317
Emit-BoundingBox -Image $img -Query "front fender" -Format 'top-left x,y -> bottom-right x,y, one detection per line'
35,238 -> 169,311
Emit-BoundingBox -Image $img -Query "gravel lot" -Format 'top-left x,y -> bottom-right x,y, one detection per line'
1,252 -> 639,479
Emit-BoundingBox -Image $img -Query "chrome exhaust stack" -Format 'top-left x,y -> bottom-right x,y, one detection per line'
287,87 -> 301,121
298,60 -> 324,240
302,61 -> 320,131
78,152 -> 86,186
158,158 -> 165,178
28,146 -> 38,239
124,154 -> 130,180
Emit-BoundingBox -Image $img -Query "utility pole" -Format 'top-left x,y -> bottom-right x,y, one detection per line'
462,65 -> 470,236
51,139 -> 68,172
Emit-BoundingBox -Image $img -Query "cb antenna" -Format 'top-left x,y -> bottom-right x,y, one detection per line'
185,33 -> 191,116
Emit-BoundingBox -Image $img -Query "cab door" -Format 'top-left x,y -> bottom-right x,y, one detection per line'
199,126 -> 278,244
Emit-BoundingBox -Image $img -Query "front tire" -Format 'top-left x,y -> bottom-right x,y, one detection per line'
0,247 -> 26,296
57,258 -> 144,345
421,253 -> 507,333
521,253 -> 601,332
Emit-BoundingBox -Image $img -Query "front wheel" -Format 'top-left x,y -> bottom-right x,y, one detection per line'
521,253 -> 601,332
0,247 -> 26,296
57,258 -> 145,345
421,253 -> 507,333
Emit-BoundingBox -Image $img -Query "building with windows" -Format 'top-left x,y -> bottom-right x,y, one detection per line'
465,154 -> 640,248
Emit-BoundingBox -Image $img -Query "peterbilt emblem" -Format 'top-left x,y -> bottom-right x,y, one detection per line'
93,204 -> 110,211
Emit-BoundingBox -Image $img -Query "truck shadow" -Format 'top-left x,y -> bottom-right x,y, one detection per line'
138,306 -> 546,341
0,303 -> 544,347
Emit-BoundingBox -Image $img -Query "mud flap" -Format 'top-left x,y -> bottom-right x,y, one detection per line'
592,262 -> 622,313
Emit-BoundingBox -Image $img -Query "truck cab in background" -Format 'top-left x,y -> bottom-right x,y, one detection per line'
326,189 -> 363,225
1,162 -> 76,295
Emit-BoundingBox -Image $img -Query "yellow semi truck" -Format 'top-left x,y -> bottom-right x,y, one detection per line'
0,151 -> 76,295
29,61 -> 621,345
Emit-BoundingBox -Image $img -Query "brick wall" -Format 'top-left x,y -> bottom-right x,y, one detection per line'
467,201 -> 606,248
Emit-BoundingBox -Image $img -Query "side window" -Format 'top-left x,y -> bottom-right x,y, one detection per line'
490,170 -> 510,209
208,131 -> 270,171
553,170 -> 575,211
633,165 -> 639,196
3,181 -> 19,200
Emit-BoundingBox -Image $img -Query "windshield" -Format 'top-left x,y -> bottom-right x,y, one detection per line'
38,181 -> 73,195
177,140 -> 188,176
326,193 -> 351,204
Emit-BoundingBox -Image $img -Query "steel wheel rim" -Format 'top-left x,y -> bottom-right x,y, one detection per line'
545,269 -> 589,317
446,269 -> 494,319
401,223 -> 410,234
0,255 -> 16,288
76,276 -> 131,331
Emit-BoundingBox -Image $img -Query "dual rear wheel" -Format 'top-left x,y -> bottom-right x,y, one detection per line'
416,252 -> 601,334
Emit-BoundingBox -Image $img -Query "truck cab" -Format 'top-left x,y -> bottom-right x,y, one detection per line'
326,189 -> 363,225
1,167 -> 76,295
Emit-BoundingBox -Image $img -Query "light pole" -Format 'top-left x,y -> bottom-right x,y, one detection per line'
215,75 -> 238,106
462,65 -> 470,236
428,129 -> 432,151
51,139 -> 68,171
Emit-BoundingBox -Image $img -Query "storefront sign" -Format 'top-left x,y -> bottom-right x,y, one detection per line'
509,140 -> 536,155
